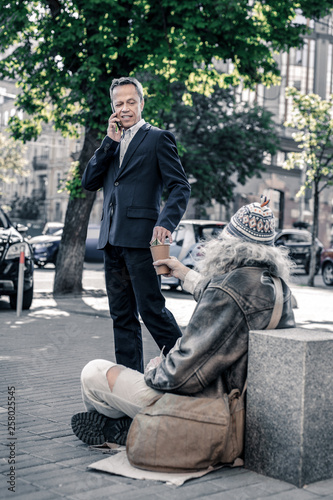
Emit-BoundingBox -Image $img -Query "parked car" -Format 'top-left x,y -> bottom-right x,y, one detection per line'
42,221 -> 64,235
274,229 -> 323,274
29,229 -> 63,267
30,224 -> 103,267
84,224 -> 103,262
161,219 -> 227,290
320,248 -> 333,286
0,208 -> 34,309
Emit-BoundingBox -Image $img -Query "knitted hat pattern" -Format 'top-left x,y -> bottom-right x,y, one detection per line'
224,195 -> 275,246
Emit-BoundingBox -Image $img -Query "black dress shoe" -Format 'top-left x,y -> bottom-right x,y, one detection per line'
71,411 -> 132,446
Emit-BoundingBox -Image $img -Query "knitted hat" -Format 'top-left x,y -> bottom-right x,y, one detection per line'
224,195 -> 275,246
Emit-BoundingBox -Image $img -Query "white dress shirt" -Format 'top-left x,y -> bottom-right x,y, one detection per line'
119,118 -> 146,167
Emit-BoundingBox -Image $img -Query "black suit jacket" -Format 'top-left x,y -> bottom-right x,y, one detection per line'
82,123 -> 191,249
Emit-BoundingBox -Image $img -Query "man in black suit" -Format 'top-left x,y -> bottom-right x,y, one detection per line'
82,76 -> 191,373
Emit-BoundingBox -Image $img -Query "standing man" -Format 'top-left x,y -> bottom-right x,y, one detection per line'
82,76 -> 191,373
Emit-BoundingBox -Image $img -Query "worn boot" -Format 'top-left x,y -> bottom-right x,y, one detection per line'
71,411 -> 132,446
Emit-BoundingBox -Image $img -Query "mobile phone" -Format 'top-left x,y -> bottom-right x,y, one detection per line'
111,103 -> 122,133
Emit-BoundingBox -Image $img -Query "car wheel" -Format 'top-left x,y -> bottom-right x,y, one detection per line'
322,262 -> 333,286
9,286 -> 34,310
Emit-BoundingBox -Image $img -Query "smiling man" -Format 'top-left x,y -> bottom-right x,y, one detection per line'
82,76 -> 191,373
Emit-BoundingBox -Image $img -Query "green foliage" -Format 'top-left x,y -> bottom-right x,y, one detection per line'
283,88 -> 333,194
0,0 -> 331,141
58,162 -> 86,200
163,84 -> 279,206
0,133 -> 28,190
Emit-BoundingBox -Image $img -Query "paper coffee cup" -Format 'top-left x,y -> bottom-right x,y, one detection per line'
150,244 -> 170,275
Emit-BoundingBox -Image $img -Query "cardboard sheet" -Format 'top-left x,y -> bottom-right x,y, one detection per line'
88,450 -> 244,487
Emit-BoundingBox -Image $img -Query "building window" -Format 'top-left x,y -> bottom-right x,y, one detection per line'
56,171 -> 62,190
276,151 -> 286,166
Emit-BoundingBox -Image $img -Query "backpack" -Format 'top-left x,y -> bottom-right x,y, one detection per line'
126,385 -> 246,472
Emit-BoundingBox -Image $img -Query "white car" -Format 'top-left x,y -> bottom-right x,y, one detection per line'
161,219 -> 227,291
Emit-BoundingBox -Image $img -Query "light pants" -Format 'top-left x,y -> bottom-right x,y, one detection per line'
81,359 -> 163,419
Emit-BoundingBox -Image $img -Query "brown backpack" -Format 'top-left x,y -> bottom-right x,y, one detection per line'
126,385 -> 246,472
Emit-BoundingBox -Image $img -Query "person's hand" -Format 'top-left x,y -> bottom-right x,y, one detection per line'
153,256 -> 190,281
145,356 -> 163,374
107,113 -> 122,142
151,226 -> 173,244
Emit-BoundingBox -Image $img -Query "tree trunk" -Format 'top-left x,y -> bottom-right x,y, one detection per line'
53,128 -> 100,295
307,181 -> 319,287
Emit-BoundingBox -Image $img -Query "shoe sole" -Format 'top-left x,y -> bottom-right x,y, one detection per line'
71,412 -> 109,445
71,412 -> 131,446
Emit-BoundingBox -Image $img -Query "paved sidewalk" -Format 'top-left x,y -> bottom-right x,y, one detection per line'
1,289 -> 333,500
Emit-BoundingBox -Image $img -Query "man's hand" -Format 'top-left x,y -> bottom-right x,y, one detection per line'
107,113 -> 122,142
153,256 -> 190,281
151,226 -> 172,244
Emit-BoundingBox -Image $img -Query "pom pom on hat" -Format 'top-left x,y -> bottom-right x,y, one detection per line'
224,195 -> 275,246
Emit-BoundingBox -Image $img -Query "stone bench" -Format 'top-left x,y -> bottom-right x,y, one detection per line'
244,327 -> 333,488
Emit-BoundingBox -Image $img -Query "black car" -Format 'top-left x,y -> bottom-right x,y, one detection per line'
29,229 -> 62,267
30,224 -> 103,267
274,229 -> 323,274
0,208 -> 34,309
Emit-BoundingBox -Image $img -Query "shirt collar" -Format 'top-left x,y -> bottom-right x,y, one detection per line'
124,118 -> 145,137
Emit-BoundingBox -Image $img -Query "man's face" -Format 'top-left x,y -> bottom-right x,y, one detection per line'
112,84 -> 144,130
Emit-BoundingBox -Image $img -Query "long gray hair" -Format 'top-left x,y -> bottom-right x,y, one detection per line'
195,233 -> 295,283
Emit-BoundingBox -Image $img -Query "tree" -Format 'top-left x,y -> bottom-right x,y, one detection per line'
283,87 -> 333,286
0,132 -> 27,196
163,84 -> 279,210
0,0 -> 332,294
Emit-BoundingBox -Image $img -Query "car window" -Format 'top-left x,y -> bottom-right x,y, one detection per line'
195,224 -> 226,241
290,233 -> 310,243
276,232 -> 311,244
174,224 -> 187,244
292,233 -> 311,243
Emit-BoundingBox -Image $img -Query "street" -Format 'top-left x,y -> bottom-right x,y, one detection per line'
0,262 -> 332,499
31,262 -> 333,332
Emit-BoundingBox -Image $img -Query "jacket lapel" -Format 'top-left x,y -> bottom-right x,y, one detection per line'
116,123 -> 151,178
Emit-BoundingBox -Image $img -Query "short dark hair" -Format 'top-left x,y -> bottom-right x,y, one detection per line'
110,77 -> 144,102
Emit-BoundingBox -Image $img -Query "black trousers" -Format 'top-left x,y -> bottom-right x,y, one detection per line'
103,244 -> 182,373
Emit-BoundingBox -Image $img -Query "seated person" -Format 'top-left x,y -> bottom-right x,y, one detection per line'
71,197 -> 296,446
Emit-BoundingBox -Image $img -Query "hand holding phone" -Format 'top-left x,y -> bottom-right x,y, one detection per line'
111,103 -> 122,133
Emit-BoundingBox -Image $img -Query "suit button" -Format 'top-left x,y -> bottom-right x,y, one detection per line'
114,181 -> 119,186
